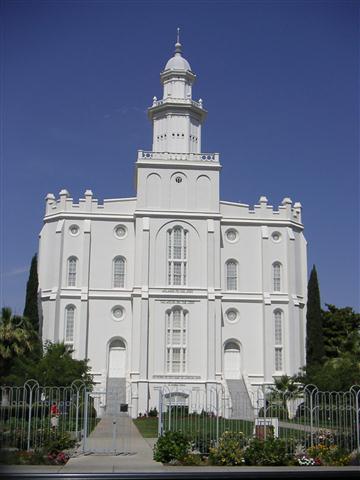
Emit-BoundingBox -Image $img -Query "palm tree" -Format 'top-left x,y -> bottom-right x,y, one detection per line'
268,375 -> 304,418
0,307 -> 35,379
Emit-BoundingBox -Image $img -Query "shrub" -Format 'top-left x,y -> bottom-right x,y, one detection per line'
209,431 -> 246,466
153,430 -> 190,463
307,444 -> 350,466
43,431 -> 76,454
244,438 -> 292,466
148,407 -> 158,417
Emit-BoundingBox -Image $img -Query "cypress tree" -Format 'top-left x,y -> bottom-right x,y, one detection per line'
306,265 -> 324,368
23,254 -> 40,333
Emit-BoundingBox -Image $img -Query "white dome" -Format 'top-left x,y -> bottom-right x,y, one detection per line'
165,52 -> 191,71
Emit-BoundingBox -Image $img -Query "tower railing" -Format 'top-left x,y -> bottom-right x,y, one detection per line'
137,150 -> 219,163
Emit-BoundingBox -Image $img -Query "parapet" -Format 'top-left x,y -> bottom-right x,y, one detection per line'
44,189 -> 137,217
220,196 -> 303,224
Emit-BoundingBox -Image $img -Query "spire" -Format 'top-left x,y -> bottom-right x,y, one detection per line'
174,27 -> 182,54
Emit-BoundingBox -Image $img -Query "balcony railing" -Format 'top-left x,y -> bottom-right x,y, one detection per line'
137,150 -> 220,163
150,97 -> 204,109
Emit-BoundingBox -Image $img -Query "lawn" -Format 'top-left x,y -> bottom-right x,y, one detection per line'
133,417 -> 158,437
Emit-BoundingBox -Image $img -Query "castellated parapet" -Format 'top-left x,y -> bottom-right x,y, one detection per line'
45,190 -> 302,225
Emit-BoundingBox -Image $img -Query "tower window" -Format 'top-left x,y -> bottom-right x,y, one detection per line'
113,256 -> 126,288
65,305 -> 75,346
175,176 -> 183,183
273,262 -> 281,292
166,308 -> 187,373
226,260 -> 238,291
167,227 -> 187,286
67,257 -> 77,287
274,310 -> 283,371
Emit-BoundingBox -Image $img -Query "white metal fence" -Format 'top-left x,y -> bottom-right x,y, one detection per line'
158,384 -> 360,455
0,379 -> 135,455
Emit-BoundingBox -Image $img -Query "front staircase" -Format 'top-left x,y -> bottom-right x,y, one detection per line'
226,378 -> 255,420
106,377 -> 127,415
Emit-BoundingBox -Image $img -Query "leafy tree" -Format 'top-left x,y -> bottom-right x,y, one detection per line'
23,254 -> 40,334
0,307 -> 35,381
306,265 -> 324,368
4,342 -> 93,387
306,354 -> 360,391
322,304 -> 360,360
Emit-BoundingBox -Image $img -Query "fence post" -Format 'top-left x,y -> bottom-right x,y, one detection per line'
216,388 -> 219,445
83,390 -> 88,453
27,387 -> 33,451
350,386 -> 360,454
262,384 -> 267,441
158,389 -> 163,437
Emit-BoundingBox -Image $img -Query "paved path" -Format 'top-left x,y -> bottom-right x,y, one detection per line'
62,414 -> 162,472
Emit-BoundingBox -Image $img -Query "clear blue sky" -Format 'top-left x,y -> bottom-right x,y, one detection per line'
1,0 -> 359,313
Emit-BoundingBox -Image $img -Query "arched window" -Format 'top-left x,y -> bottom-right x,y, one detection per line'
65,305 -> 75,346
67,257 -> 77,287
226,260 -> 238,290
113,257 -> 125,288
273,262 -> 281,292
166,308 -> 187,373
274,310 -> 283,371
167,227 -> 187,286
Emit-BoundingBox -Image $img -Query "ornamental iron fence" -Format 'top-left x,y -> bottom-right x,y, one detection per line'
0,379 -> 135,455
158,384 -> 360,455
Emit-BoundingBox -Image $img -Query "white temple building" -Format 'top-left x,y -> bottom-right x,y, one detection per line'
38,35 -> 307,416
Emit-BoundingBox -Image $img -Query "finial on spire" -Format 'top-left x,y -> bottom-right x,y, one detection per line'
175,27 -> 182,54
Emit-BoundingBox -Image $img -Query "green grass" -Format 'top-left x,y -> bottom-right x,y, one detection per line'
133,417 -> 158,437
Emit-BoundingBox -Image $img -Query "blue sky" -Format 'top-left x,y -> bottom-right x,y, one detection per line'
1,0 -> 359,313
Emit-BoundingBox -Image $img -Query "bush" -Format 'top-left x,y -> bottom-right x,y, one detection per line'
148,407 -> 158,417
209,431 -> 246,466
244,438 -> 292,466
153,430 -> 190,463
43,431 -> 76,454
307,444 -> 350,466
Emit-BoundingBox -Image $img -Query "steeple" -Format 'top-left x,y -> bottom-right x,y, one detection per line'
148,31 -> 207,154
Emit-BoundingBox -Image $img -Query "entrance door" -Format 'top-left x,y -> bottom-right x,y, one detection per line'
108,340 -> 126,378
224,341 -> 241,379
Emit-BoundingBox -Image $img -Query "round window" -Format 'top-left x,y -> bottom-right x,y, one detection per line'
226,229 -> 238,242
69,225 -> 79,236
175,176 -> 183,183
272,231 -> 281,242
114,225 -> 127,239
112,306 -> 125,321
226,308 -> 239,323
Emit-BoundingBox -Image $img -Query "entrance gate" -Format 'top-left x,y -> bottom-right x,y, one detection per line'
83,382 -> 135,455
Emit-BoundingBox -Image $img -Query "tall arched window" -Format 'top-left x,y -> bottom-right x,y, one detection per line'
274,310 -> 283,371
166,308 -> 187,373
226,260 -> 238,290
67,257 -> 77,287
273,262 -> 281,292
167,227 -> 187,286
65,305 -> 75,347
113,256 -> 125,288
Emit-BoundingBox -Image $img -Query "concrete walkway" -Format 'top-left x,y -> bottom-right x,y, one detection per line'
62,414 -> 162,472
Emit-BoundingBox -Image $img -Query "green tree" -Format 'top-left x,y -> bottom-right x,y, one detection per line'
0,307 -> 35,381
306,265 -> 324,368
23,254 -> 40,334
322,304 -> 360,360
35,342 -> 93,387
4,341 -> 93,387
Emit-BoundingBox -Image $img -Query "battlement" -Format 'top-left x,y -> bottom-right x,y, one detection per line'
220,196 -> 303,224
44,189 -> 137,217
